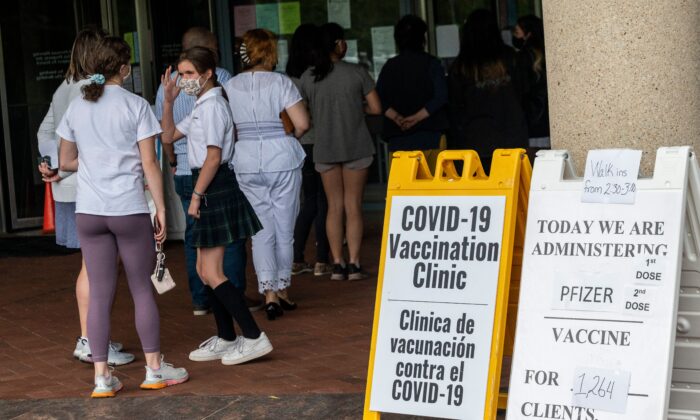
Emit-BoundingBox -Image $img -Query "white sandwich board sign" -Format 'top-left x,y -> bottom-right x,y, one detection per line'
507,147 -> 693,419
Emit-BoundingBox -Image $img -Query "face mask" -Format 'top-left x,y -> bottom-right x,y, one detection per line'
178,76 -> 208,96
122,65 -> 132,81
512,35 -> 525,50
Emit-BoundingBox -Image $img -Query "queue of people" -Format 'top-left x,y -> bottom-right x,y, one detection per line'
36,10 -> 548,398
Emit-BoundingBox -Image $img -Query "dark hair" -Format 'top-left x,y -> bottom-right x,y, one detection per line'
394,15 -> 427,53
286,24 -> 321,78
241,29 -> 278,70
312,22 -> 344,82
516,15 -> 545,77
178,46 -> 227,99
82,36 -> 130,102
65,27 -> 108,83
451,9 -> 511,88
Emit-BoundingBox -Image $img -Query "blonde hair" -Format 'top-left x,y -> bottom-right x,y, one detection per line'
241,29 -> 277,70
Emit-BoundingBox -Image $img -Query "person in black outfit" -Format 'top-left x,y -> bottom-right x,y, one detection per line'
447,9 -> 528,173
286,24 -> 332,278
376,15 -> 449,171
513,14 -> 550,156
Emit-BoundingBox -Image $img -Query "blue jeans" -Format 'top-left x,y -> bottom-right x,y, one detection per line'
174,174 -> 247,308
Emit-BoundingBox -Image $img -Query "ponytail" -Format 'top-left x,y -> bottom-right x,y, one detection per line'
81,37 -> 131,102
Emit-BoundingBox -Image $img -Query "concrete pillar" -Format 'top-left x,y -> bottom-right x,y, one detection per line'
542,0 -> 700,174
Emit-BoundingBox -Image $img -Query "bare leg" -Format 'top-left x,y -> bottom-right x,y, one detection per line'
342,167 -> 368,265
320,166 -> 345,264
76,258 -> 89,337
199,246 -> 227,288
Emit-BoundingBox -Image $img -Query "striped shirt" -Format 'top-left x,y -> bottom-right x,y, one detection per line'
155,67 -> 232,175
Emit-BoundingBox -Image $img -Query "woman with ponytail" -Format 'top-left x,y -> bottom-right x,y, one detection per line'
37,28 -> 134,366
57,36 -> 188,397
299,23 -> 382,281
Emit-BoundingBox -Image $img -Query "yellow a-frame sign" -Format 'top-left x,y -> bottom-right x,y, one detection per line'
364,149 -> 530,419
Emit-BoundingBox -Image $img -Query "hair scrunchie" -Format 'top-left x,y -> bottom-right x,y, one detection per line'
88,73 -> 106,85
239,43 -> 251,65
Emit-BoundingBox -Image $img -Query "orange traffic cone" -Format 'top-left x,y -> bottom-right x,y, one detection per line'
42,182 -> 55,234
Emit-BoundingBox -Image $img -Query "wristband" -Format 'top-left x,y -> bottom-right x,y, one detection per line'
169,161 -> 177,168
193,190 -> 207,207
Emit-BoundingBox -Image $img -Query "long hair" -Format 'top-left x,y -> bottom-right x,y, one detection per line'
65,27 -> 108,83
452,9 -> 511,89
82,36 -> 130,102
178,46 -> 227,100
312,22 -> 344,82
286,24 -> 321,78
517,15 -> 546,78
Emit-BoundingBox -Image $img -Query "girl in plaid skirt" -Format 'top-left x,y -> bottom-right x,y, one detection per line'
160,46 -> 273,365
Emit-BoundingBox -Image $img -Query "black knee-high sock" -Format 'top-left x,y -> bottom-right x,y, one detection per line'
213,282 -> 261,339
205,286 -> 236,341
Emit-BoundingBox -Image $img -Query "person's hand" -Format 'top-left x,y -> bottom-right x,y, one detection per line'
161,66 -> 180,103
188,196 -> 201,219
392,114 -> 405,127
38,163 -> 60,183
400,108 -> 430,131
154,210 -> 167,243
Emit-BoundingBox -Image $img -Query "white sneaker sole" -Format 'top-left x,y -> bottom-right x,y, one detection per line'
79,354 -> 135,366
221,343 -> 273,365
189,352 -> 227,362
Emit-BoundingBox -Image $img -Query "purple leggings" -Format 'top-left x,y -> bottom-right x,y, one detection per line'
76,213 -> 160,362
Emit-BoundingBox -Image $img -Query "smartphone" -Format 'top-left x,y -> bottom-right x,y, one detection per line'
37,155 -> 52,166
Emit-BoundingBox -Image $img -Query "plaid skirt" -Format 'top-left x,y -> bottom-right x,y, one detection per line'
191,165 -> 262,248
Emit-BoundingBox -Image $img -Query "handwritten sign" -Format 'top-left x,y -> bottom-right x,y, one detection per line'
507,148 -> 690,420
582,149 -> 642,204
572,367 -> 631,413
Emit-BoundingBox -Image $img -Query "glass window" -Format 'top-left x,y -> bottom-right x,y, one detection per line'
230,0 -> 402,78
151,0 -> 211,76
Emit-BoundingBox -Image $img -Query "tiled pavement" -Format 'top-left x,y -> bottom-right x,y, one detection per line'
0,211 -> 388,418
0,210 -> 508,419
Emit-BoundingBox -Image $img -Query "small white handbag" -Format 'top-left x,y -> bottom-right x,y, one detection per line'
151,242 -> 175,294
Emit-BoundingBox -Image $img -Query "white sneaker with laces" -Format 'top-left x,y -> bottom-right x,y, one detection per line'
91,374 -> 123,398
221,332 -> 273,365
140,356 -> 189,390
73,337 -> 89,359
189,336 -> 241,361
79,341 -> 135,366
74,337 -> 124,359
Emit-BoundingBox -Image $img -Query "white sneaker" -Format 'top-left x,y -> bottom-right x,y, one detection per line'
221,332 -> 273,365
189,336 -> 241,362
74,337 -> 124,359
73,337 -> 89,359
140,356 -> 189,390
91,374 -> 123,398
79,340 -> 135,366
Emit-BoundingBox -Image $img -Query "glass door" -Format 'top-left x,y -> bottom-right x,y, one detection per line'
0,0 -> 101,231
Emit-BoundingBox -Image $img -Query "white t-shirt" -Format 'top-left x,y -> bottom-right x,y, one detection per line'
223,71 -> 305,173
176,87 -> 234,170
36,79 -> 90,202
56,85 -> 161,216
